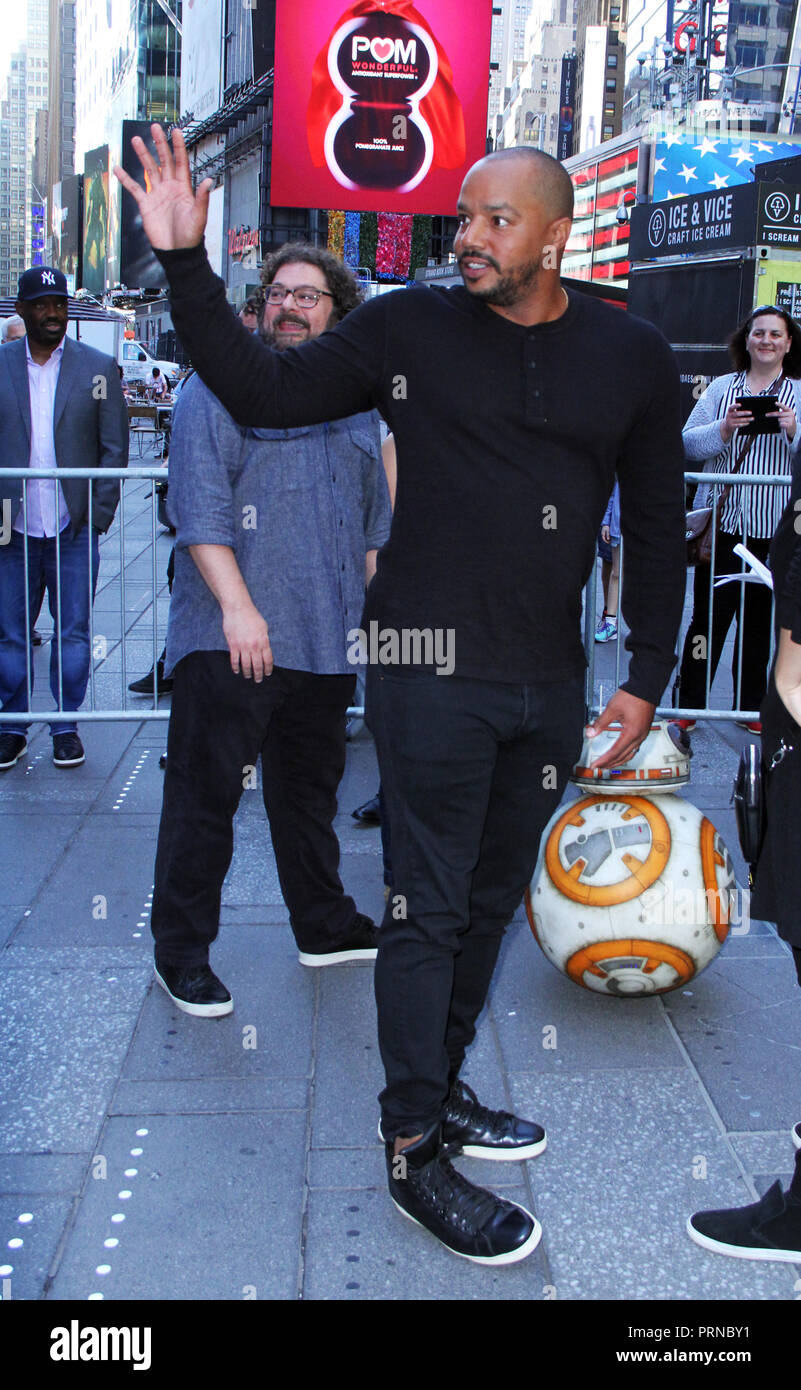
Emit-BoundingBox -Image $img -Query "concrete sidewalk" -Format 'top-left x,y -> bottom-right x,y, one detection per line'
1,481 -> 800,1301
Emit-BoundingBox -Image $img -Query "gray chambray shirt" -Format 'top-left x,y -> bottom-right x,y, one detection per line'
163,373 -> 391,676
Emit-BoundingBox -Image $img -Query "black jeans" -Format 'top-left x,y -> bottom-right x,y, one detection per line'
678,531 -> 773,712
367,667 -> 586,1141
152,652 -> 357,966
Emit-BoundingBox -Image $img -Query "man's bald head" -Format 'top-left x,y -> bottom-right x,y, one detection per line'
470,148 -> 574,224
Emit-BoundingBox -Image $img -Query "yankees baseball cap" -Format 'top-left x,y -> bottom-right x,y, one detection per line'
17,266 -> 68,301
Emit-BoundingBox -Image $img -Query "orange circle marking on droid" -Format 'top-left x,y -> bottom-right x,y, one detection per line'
544,795 -> 672,907
700,815 -> 731,944
564,939 -> 696,990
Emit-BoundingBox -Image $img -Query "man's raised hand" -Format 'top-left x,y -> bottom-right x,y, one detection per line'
113,124 -> 211,252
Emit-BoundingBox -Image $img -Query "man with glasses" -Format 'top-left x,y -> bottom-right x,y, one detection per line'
148,244 -> 391,1016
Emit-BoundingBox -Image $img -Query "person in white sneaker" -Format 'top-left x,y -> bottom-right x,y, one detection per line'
595,481 -> 620,643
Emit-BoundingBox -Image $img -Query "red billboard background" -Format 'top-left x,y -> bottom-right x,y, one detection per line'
271,0 -> 493,214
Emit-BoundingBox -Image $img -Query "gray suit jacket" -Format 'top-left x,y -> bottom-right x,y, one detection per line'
0,335 -> 129,536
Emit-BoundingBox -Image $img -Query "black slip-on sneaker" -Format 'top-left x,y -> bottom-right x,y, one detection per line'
154,962 -> 233,1017
0,734 -> 27,769
298,913 -> 378,966
687,1180 -> 801,1263
52,732 -> 85,767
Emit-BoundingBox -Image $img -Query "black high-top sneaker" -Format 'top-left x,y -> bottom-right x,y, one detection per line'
386,1125 -> 542,1265
687,1146 -> 801,1262
442,1079 -> 547,1160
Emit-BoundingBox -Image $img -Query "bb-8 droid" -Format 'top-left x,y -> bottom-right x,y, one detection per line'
525,722 -> 737,997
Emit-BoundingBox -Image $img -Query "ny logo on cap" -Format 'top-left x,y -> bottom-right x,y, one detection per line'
41,270 -> 56,285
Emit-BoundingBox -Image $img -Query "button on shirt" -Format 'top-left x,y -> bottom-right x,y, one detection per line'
12,339 -> 70,538
164,375 -> 392,676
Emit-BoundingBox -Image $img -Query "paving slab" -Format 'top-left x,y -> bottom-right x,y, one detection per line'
301,1184 -> 550,1301
122,928 -> 315,1081
0,814 -> 83,907
508,1070 -> 799,1301
0,1195 -> 77,1301
110,1077 -> 309,1115
0,964 -> 150,1152
491,920 -> 684,1074
9,820 -> 160,948
0,1154 -> 89,1196
47,1113 -> 306,1301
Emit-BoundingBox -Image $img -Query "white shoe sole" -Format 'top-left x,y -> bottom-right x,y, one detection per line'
154,967 -> 233,1017
298,947 -> 377,967
392,1196 -> 542,1265
0,742 -> 27,769
53,752 -> 85,767
378,1121 -> 546,1161
793,1124 -> 801,1151
686,1216 -> 801,1263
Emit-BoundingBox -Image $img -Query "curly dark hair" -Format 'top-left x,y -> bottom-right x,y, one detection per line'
259,243 -> 364,324
729,304 -> 801,378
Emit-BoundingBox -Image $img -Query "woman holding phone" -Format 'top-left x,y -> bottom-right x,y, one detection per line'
675,305 -> 801,731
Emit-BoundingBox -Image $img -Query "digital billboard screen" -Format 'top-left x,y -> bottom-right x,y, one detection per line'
82,145 -> 109,296
271,0 -> 493,214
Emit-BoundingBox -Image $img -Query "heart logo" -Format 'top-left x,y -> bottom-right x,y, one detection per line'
371,37 -> 394,63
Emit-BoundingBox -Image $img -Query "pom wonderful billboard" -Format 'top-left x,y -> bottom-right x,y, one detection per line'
271,0 -> 493,214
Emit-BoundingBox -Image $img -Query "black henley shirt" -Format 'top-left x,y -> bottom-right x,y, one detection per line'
156,243 -> 687,704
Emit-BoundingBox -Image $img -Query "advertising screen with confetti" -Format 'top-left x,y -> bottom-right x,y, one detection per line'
271,0 -> 493,214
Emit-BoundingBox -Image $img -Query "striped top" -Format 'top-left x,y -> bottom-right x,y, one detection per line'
683,370 -> 801,538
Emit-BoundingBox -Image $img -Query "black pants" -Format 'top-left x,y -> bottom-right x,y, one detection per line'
366,667 -> 586,1141
152,652 -> 357,966
678,531 -> 773,712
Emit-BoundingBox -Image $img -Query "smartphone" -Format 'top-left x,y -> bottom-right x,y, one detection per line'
736,395 -> 780,434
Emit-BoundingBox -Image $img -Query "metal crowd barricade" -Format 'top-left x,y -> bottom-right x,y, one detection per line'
1,467 -> 792,730
0,466 -> 365,724
0,468 -> 171,724
583,469 -> 794,724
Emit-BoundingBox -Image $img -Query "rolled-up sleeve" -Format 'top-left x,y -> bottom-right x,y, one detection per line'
360,415 -> 392,550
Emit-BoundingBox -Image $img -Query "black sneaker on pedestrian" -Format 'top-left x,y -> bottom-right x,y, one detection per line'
793,1121 -> 801,1151
297,913 -> 378,967
387,1126 -> 541,1265
52,732 -> 85,767
0,733 -> 27,770
154,962 -> 233,1017
687,1180 -> 801,1263
128,659 -> 173,694
442,1078 -> 547,1161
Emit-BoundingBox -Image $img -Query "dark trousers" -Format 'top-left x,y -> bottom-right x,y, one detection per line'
152,652 -> 358,966
366,668 -> 586,1140
678,531 -> 773,712
0,526 -> 99,735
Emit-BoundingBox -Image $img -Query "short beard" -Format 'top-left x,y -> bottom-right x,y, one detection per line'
463,259 -> 540,308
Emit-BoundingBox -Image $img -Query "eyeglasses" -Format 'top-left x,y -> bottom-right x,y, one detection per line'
264,284 -> 333,308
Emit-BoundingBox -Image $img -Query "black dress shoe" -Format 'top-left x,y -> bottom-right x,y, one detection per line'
52,732 -> 85,767
129,659 -> 173,694
0,733 -> 27,769
154,962 -> 233,1017
442,1078 -> 547,1160
386,1125 -> 541,1264
351,794 -> 381,824
298,912 -> 378,966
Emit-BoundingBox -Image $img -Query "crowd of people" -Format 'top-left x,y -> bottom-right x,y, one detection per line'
1,130 -> 799,1273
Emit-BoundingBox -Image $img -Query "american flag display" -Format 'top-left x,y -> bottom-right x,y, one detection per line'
652,132 -> 801,201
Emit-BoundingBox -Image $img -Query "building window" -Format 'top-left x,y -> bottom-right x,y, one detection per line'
610,5 -> 620,16
603,125 -> 614,138
606,78 -> 617,90
608,54 -> 618,67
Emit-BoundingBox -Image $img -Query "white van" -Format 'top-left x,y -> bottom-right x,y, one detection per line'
119,338 -> 180,388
